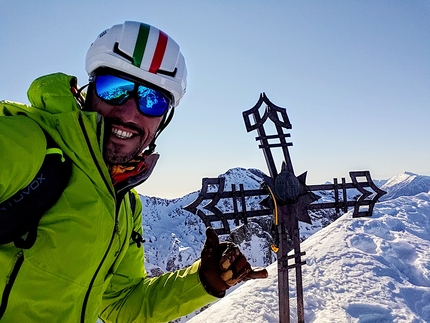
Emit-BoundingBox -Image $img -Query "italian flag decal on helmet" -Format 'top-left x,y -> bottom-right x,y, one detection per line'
132,23 -> 168,73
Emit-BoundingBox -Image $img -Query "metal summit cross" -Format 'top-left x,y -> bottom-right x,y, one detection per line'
184,93 -> 386,323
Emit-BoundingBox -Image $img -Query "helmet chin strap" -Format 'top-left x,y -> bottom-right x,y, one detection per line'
142,107 -> 175,157
71,78 -> 90,110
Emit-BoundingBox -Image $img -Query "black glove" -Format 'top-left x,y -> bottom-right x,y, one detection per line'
199,227 -> 268,297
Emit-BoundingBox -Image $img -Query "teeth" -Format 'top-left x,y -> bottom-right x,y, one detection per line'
112,127 -> 133,139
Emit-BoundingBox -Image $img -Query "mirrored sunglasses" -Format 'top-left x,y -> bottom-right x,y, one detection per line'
94,74 -> 170,117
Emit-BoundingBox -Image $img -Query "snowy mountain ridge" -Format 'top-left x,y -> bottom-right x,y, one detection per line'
380,171 -> 430,201
139,169 -> 430,322
140,167 -> 276,276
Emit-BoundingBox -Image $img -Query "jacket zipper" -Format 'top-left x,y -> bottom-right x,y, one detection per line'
78,115 -> 118,323
81,210 -> 120,323
0,251 -> 24,318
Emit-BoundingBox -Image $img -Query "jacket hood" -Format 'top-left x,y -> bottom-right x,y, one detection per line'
27,73 -> 82,114
22,72 -> 100,152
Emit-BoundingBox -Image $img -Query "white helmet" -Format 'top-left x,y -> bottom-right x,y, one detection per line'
86,21 -> 187,108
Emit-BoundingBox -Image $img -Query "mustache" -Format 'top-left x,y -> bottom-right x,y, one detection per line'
104,117 -> 145,136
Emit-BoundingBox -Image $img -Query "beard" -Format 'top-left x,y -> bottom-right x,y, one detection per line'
103,140 -> 143,164
102,119 -> 146,165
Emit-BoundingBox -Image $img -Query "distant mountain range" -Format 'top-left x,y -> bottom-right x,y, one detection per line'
140,168 -> 430,275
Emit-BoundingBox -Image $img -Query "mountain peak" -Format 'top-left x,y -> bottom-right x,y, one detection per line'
381,172 -> 430,201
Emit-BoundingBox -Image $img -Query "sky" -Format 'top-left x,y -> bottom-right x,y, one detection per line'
1,1 -> 429,199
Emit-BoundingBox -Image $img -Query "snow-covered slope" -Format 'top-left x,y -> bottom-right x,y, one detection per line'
138,169 -> 430,322
187,198 -> 430,322
186,174 -> 430,323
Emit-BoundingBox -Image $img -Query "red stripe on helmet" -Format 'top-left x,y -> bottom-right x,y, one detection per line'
149,31 -> 168,73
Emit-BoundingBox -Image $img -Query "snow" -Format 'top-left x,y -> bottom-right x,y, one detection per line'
139,168 -> 278,276
187,183 -> 430,322
96,170 -> 430,323
380,172 -> 430,201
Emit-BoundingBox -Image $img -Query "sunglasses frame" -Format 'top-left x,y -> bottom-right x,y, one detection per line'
90,68 -> 173,117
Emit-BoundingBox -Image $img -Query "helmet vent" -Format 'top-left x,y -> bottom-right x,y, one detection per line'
157,68 -> 177,78
113,42 -> 134,64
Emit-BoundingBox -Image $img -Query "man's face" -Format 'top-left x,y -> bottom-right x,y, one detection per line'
90,90 -> 164,164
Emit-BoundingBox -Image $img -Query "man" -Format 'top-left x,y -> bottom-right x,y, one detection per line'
0,21 -> 267,322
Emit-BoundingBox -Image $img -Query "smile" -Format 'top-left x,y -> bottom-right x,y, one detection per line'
112,126 -> 135,139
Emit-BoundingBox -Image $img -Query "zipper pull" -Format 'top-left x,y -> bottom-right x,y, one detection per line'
114,221 -> 120,234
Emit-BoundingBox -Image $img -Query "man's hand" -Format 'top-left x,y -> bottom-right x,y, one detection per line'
199,227 -> 268,297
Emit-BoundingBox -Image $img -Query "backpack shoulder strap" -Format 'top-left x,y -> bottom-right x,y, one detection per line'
129,190 -> 137,215
0,134 -> 72,249
129,190 -> 145,248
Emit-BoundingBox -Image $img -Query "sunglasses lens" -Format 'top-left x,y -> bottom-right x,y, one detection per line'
95,74 -> 170,117
136,85 -> 169,117
95,75 -> 134,105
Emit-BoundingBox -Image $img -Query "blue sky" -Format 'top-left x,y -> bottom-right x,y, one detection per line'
1,1 -> 429,198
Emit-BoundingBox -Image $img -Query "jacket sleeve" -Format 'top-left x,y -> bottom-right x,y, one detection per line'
0,111 -> 47,202
99,190 -> 217,323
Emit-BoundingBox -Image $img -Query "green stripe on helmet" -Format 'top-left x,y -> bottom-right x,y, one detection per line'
133,23 -> 150,67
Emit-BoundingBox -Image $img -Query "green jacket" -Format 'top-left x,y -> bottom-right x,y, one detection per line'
0,73 -> 215,322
